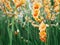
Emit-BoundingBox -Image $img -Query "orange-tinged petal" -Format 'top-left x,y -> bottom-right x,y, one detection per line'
16,0 -> 26,8
40,37 -> 46,42
33,1 -> 41,9
39,31 -> 46,42
32,9 -> 40,18
39,31 -> 46,37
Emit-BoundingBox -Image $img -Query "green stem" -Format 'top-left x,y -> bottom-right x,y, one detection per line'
7,17 -> 14,45
27,22 -> 29,45
11,17 -> 14,45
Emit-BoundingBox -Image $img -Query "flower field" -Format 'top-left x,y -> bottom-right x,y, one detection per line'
0,0 -> 60,45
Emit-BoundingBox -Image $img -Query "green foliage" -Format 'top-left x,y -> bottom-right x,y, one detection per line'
0,0 -> 60,45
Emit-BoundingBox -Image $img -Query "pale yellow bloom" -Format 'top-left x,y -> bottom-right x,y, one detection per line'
13,0 -> 19,5
44,8 -> 50,13
39,21 -> 46,31
54,0 -> 60,4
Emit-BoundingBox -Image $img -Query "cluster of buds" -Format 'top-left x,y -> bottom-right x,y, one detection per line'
39,21 -> 47,42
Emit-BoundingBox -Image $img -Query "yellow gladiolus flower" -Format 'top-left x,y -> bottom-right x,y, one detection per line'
39,21 -> 47,42
32,9 -> 40,18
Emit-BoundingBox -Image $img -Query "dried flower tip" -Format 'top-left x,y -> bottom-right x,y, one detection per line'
15,31 -> 18,35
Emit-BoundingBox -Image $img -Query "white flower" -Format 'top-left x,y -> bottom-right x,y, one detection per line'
17,29 -> 19,33
46,24 -> 49,27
